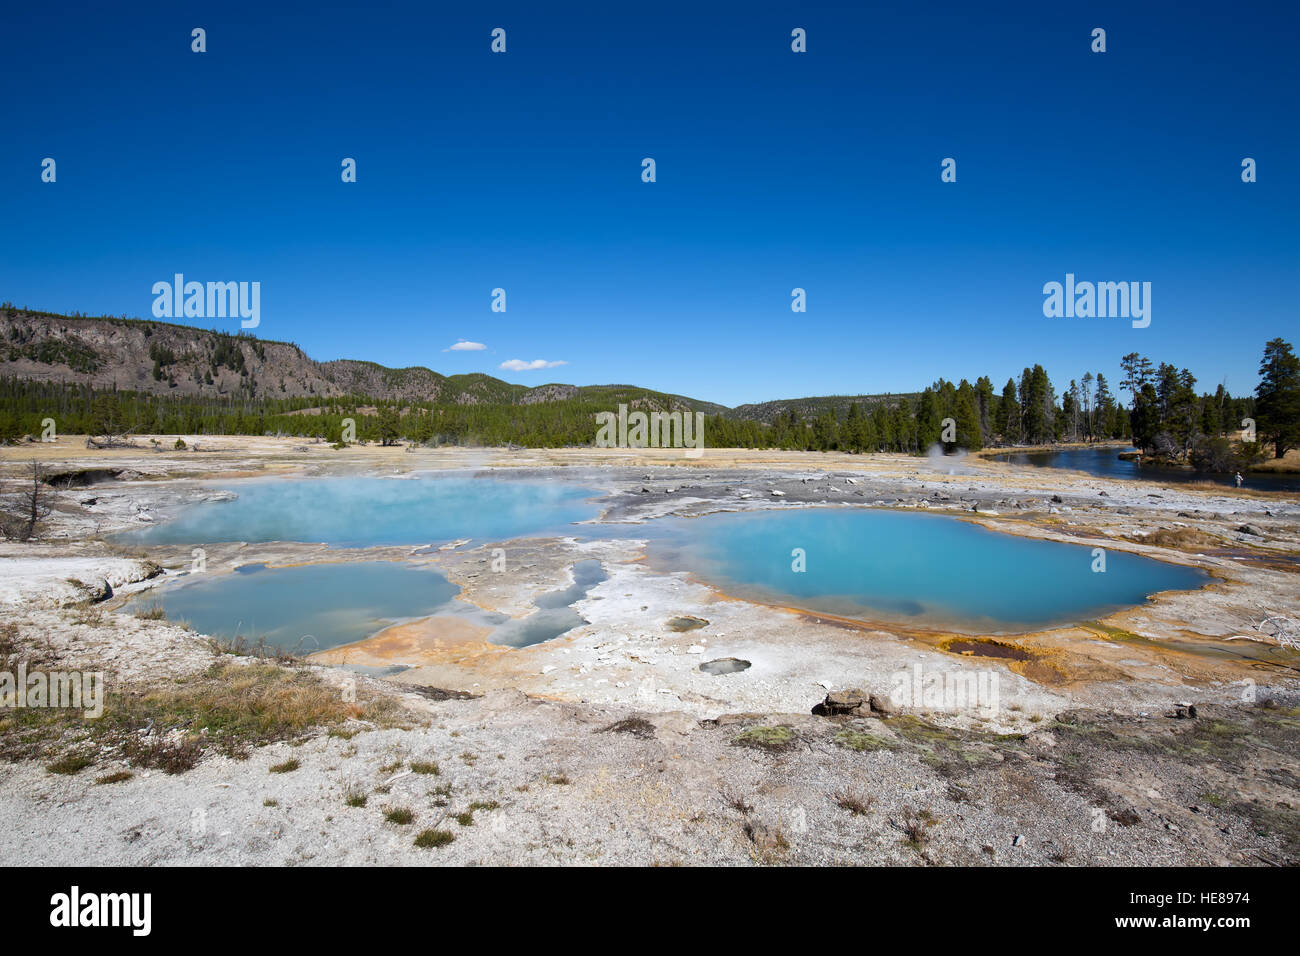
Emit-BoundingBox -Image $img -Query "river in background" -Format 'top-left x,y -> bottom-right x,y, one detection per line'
994,445 -> 1300,492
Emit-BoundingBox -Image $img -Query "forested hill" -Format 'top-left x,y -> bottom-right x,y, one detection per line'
0,307 -> 962,424
2,306 -> 1295,467
728,393 -> 920,423
0,307 -> 725,413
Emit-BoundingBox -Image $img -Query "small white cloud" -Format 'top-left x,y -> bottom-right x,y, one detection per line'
499,358 -> 568,371
444,340 -> 487,352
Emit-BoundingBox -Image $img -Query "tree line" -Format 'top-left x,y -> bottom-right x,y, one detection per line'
2,339 -> 1296,470
706,340 -> 1298,469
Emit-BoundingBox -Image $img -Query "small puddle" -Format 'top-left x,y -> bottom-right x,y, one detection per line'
699,657 -> 752,675
666,615 -> 709,632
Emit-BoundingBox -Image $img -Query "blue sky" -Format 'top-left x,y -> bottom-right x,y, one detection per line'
1,1 -> 1296,407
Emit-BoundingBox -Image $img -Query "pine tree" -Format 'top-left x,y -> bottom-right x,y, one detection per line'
1080,372 -> 1094,440
1022,366 -> 1051,443
954,385 -> 982,450
1119,353 -> 1154,407
844,402 -> 864,453
1131,384 -> 1160,451
376,406 -> 400,446
1094,373 -> 1113,437
917,390 -> 941,449
1256,338 -> 1300,458
975,376 -> 995,442
997,378 -> 1020,443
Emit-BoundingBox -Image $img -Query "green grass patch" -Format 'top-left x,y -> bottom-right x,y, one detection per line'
732,725 -> 796,752
834,728 -> 893,752
46,753 -> 93,775
414,828 -> 455,849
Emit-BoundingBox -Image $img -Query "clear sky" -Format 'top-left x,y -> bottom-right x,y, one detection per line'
1,1 -> 1295,407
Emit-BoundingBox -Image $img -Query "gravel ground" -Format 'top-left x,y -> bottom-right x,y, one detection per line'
1,683 -> 1295,866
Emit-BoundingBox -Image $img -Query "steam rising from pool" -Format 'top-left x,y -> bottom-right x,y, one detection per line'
123,477 -> 601,547
925,443 -> 975,475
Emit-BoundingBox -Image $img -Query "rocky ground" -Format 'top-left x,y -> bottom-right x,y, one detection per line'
0,437 -> 1297,865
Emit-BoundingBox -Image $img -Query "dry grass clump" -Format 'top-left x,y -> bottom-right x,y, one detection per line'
597,716 -> 656,738
1125,527 -> 1224,550
45,753 -> 93,775
721,789 -> 754,815
104,663 -> 390,753
741,817 -> 790,861
0,621 -> 21,660
834,790 -> 874,816
414,828 -> 455,849
206,635 -> 300,664
897,808 -> 938,849
1,660 -> 408,775
121,736 -> 203,774
1180,479 -> 1291,499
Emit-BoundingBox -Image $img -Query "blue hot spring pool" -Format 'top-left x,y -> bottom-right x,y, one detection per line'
125,559 -> 610,653
121,477 -> 1210,640
127,561 -> 461,653
121,476 -> 602,547
118,477 -> 610,651
648,508 -> 1208,632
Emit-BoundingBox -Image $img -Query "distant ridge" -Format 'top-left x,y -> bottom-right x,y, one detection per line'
728,393 -> 919,423
0,307 -> 726,414
0,305 -> 899,421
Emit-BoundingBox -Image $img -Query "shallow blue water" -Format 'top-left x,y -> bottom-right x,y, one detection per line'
122,477 -> 602,547
124,555 -> 609,652
127,562 -> 463,651
123,478 -> 1212,638
650,508 -> 1208,632
490,559 -> 608,648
